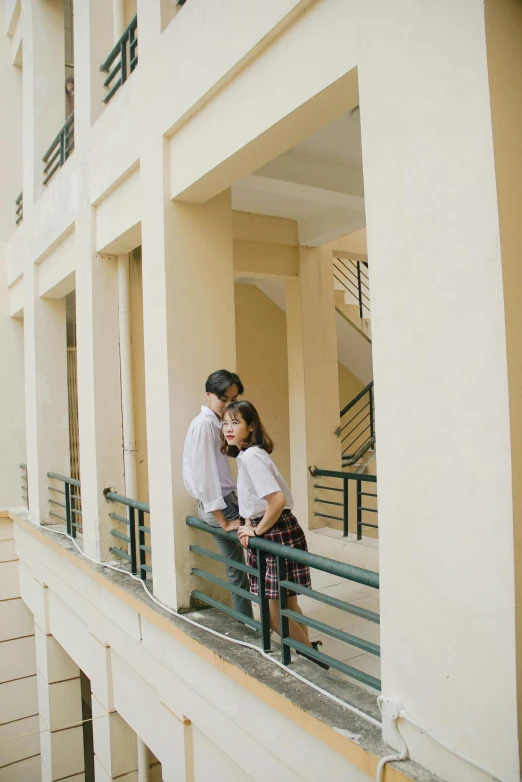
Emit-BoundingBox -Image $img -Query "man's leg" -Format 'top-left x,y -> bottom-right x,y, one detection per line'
197,495 -> 253,619
214,534 -> 253,618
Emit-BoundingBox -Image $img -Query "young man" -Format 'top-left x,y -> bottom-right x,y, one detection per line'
183,369 -> 253,619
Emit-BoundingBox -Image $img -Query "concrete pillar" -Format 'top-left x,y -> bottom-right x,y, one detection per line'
0,7 -> 25,509
24,265 -> 69,524
140,140 -> 236,609
35,624 -> 84,781
286,247 -> 341,532
72,0 -> 115,144
75,209 -> 124,559
21,0 -> 66,206
358,2 -> 519,780
89,633 -> 139,781
485,0 -> 522,771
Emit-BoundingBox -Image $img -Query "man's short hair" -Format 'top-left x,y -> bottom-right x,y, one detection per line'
205,369 -> 244,398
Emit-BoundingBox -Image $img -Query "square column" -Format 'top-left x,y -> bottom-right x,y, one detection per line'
140,140 -> 236,608
359,2 -> 520,780
21,0 -> 66,206
72,0 -> 115,146
75,209 -> 124,559
24,265 -> 69,524
35,626 -> 84,781
89,633 -> 139,780
286,247 -> 341,532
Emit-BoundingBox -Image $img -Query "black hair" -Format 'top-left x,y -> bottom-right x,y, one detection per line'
205,369 -> 244,398
221,400 -> 274,457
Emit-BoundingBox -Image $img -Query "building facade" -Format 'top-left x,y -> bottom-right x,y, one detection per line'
0,0 -> 521,780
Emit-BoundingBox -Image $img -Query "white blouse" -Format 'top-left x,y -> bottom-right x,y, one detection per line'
236,446 -> 293,519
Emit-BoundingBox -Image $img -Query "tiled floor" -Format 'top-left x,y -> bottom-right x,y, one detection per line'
301,567 -> 381,688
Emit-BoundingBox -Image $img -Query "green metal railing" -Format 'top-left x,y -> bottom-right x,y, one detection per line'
186,516 -> 381,690
15,192 -> 22,225
310,467 -> 377,540
42,113 -> 75,185
47,472 -> 82,537
339,380 -> 375,466
20,463 -> 28,507
105,491 -> 151,580
100,16 -> 138,104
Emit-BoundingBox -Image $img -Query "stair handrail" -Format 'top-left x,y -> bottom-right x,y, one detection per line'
340,380 -> 374,418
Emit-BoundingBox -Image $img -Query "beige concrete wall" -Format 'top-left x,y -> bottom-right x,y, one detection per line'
0,514 -> 40,781
235,283 -> 291,484
235,283 -> 364,489
130,249 -> 149,504
485,0 -> 522,756
0,0 -> 25,508
338,363 -> 363,412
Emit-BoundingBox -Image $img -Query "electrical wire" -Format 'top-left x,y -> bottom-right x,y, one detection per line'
16,518 -> 508,782
24,518 -> 381,731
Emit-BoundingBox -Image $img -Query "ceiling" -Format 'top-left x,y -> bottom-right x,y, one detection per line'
231,112 -> 366,247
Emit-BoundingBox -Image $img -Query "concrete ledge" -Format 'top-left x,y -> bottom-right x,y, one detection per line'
10,509 -> 440,782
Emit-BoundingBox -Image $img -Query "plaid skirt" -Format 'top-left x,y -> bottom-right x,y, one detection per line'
244,509 -> 312,599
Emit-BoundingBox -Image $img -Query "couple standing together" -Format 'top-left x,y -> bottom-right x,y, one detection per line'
183,369 -> 326,667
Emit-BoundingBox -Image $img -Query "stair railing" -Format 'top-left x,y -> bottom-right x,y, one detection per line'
333,256 -> 371,320
309,466 -> 377,540
339,381 -> 375,465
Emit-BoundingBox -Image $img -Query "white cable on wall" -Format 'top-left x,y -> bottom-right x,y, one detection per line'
23,517 -> 508,782
25,519 -> 381,731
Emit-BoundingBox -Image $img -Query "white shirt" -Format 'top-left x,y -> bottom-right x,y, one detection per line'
236,446 -> 293,519
183,406 -> 236,513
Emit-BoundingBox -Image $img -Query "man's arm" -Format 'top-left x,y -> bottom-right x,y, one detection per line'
192,421 -> 238,531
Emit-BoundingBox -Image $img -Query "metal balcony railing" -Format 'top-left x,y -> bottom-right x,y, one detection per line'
309,467 -> 378,540
186,516 -> 381,690
100,15 -> 138,104
15,192 -> 22,225
42,113 -> 75,185
105,491 -> 151,580
47,471 -> 82,536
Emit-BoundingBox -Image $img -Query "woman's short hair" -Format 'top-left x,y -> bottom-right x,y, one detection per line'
221,400 -> 273,457
205,369 -> 244,398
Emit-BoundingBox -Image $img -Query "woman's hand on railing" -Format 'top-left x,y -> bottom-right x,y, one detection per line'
238,520 -> 254,548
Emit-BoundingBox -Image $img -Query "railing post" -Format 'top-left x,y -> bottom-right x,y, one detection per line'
257,549 -> 271,651
64,481 -> 72,537
128,506 -> 137,575
277,556 -> 291,664
138,509 -> 146,581
120,39 -> 127,85
343,477 -> 349,537
59,129 -> 65,167
369,384 -> 375,442
356,479 -> 362,540
357,261 -> 364,319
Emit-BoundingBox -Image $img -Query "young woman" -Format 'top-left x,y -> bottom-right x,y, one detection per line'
222,400 -> 327,668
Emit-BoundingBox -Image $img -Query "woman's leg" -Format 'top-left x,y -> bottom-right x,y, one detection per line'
287,597 -> 311,642
268,598 -> 312,647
